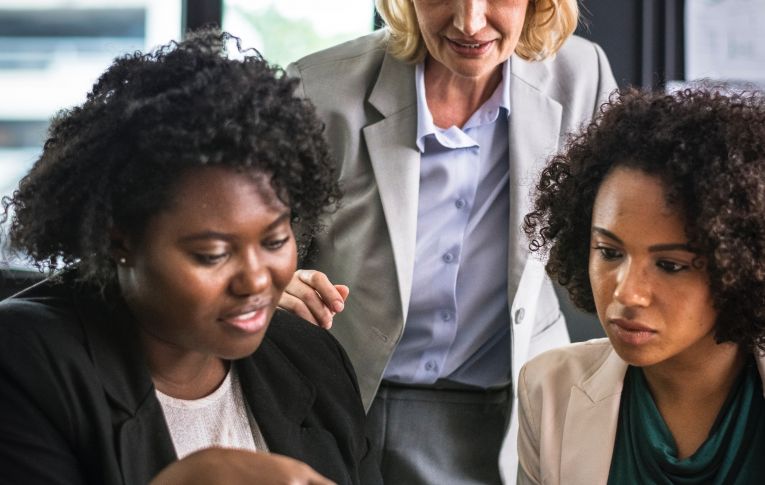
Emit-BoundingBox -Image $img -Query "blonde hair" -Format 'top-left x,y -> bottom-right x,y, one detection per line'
375,0 -> 579,63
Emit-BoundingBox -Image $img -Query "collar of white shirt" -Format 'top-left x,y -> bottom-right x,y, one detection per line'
414,60 -> 512,152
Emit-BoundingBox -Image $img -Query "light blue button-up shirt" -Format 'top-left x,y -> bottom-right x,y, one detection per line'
382,61 -> 512,388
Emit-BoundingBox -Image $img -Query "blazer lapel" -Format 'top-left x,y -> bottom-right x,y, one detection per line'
362,52 -> 420,320
116,401 -> 179,484
237,341 -> 315,460
74,287 -> 177,484
560,349 -> 627,484
506,56 -> 563,298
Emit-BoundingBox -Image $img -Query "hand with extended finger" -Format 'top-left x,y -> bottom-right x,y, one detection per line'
278,269 -> 349,329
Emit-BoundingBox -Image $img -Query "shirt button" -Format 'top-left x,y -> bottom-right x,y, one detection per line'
440,310 -> 452,321
442,252 -> 455,263
455,198 -> 466,209
425,360 -> 437,372
514,307 -> 526,324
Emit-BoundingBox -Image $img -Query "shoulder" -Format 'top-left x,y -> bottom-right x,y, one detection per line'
549,35 -> 610,74
286,30 -> 392,103
263,310 -> 360,392
265,309 -> 346,355
289,30 -> 387,74
515,35 -> 617,130
0,279 -> 86,360
547,36 -> 616,103
521,338 -> 614,395
517,339 -> 617,459
0,279 -> 101,435
0,279 -> 101,399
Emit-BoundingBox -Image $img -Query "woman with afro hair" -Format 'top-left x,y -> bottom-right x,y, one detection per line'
0,29 -> 380,485
518,88 -> 765,484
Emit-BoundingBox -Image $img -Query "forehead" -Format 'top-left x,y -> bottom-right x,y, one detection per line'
592,167 -> 687,241
158,166 -> 287,225
173,166 -> 279,205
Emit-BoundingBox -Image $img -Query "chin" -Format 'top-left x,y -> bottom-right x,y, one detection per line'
219,334 -> 267,361
444,60 -> 497,79
610,344 -> 662,368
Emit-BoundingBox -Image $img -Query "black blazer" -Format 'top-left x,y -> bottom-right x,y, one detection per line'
0,276 -> 381,485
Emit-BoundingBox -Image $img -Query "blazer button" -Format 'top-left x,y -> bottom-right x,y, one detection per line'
514,308 -> 525,325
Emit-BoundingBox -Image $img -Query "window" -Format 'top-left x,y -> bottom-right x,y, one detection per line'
0,0 -> 182,268
222,0 -> 376,68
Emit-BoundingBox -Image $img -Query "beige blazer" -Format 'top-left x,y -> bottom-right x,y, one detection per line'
287,30 -> 617,484
516,339 -> 765,484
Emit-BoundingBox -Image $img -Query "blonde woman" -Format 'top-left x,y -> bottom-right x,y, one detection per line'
279,1 -> 617,483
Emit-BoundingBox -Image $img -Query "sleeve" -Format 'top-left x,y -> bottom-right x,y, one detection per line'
267,313 -> 383,485
592,41 -> 618,112
0,323 -> 87,484
516,364 -> 542,485
328,330 -> 383,485
528,272 -> 570,361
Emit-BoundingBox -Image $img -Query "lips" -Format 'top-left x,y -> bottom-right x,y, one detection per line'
219,303 -> 270,334
608,318 -> 657,346
446,37 -> 495,56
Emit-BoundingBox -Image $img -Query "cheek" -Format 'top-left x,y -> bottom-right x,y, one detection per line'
414,4 -> 447,33
495,3 -> 528,31
588,258 -> 611,314
131,262 -> 175,301
142,267 -> 214,313
271,247 -> 298,293
418,19 -> 439,39
679,291 -> 718,334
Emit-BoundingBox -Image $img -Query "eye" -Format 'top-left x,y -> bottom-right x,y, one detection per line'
593,246 -> 622,261
193,253 -> 228,265
263,236 -> 291,251
656,260 -> 688,273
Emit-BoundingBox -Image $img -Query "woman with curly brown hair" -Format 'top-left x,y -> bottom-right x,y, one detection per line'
0,30 -> 381,485
518,88 -> 765,484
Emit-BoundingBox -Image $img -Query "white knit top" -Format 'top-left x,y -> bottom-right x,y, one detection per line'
156,365 -> 269,458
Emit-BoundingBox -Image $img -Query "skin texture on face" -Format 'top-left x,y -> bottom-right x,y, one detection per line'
589,167 -> 725,372
414,0 -> 529,83
117,166 -> 297,395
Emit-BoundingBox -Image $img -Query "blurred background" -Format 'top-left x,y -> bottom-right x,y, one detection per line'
0,0 -> 763,338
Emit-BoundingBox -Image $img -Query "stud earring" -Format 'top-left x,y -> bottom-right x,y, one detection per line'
118,257 -> 127,265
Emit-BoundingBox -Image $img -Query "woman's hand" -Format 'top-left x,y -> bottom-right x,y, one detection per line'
150,448 -> 335,485
278,270 -> 349,329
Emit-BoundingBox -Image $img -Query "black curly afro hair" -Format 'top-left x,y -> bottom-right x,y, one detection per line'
3,28 -> 340,288
524,87 -> 765,351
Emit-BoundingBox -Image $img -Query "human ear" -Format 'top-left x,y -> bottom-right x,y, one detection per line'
109,227 -> 134,267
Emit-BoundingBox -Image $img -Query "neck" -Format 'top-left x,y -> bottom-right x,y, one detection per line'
641,339 -> 746,459
141,330 -> 228,400
424,56 -> 502,128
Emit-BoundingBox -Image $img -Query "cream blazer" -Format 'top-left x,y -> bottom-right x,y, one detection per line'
517,339 -> 765,484
287,30 -> 617,484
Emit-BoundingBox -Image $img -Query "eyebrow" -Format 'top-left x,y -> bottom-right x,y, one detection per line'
178,210 -> 291,243
591,226 -> 694,252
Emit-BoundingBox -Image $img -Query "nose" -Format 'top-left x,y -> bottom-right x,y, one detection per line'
230,254 -> 271,297
613,261 -> 651,308
453,0 -> 487,36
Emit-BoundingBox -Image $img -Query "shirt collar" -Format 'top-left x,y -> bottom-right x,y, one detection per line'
415,60 -> 512,152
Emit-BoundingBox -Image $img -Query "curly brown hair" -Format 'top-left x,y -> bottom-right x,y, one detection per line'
3,29 -> 340,288
524,88 -> 765,350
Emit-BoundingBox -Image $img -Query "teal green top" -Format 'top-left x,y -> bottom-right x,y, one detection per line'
608,361 -> 765,484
